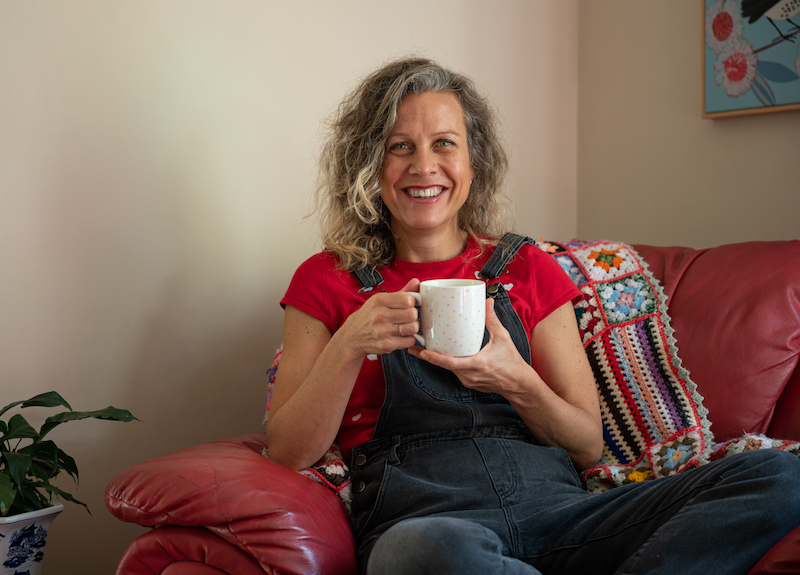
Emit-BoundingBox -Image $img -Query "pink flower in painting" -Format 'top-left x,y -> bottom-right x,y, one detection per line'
706,0 -> 744,52
714,38 -> 758,97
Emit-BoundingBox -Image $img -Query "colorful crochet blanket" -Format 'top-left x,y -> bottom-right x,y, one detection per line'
535,240 -> 714,491
710,433 -> 800,462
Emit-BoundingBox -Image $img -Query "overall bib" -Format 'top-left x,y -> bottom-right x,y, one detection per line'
346,234 -> 800,575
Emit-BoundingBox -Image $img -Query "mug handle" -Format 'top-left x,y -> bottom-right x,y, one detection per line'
409,292 -> 425,347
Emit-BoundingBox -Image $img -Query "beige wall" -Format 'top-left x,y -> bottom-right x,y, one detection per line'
578,1 -> 800,248
0,1 -> 577,571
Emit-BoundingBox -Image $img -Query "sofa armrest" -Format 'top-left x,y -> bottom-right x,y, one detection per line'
106,434 -> 358,575
115,526 -> 266,575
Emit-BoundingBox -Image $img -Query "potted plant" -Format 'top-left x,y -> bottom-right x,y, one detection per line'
0,391 -> 136,574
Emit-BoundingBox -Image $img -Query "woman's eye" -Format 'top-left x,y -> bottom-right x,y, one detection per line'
437,139 -> 455,148
388,142 -> 410,152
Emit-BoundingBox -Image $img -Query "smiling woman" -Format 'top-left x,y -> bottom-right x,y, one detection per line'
312,57 -> 512,273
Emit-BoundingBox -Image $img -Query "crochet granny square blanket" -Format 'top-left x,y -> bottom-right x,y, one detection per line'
266,239 -> 799,507
537,239 -> 799,491
537,240 -> 712,491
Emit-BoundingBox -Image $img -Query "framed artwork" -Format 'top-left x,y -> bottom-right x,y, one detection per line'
703,0 -> 800,118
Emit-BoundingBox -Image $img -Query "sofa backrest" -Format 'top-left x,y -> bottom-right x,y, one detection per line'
634,241 -> 800,443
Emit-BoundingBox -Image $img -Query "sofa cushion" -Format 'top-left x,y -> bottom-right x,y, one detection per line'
634,241 -> 800,442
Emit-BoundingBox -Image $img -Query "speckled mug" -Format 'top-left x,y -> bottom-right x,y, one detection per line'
410,279 -> 486,357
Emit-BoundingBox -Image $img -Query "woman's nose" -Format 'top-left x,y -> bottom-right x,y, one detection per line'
409,148 -> 437,175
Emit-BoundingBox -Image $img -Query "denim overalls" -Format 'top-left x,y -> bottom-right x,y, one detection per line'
349,235 -> 583,563
345,234 -> 800,575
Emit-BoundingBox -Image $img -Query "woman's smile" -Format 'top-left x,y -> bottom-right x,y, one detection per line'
405,186 -> 445,199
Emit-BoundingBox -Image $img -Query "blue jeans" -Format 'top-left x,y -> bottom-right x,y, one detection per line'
365,449 -> 800,575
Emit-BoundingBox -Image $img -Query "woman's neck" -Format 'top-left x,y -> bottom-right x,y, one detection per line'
392,228 -> 469,263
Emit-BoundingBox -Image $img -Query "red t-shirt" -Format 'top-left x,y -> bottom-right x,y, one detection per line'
280,236 -> 580,458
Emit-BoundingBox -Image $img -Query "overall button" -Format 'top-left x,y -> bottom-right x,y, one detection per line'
354,454 -> 367,466
354,480 -> 366,493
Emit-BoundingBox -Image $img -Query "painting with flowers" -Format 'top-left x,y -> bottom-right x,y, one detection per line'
704,0 -> 800,117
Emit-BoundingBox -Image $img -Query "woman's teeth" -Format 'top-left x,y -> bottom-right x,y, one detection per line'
406,187 -> 443,198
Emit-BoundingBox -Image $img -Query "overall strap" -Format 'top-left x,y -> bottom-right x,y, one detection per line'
352,266 -> 384,292
480,233 -> 534,280
479,233 -> 534,364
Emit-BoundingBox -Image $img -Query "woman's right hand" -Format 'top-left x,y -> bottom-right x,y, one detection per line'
339,278 -> 421,358
265,278 -> 420,470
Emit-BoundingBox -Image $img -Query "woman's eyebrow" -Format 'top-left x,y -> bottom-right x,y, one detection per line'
387,130 -> 463,138
434,130 -> 462,138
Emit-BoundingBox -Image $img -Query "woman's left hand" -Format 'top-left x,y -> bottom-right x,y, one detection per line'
408,297 -> 529,397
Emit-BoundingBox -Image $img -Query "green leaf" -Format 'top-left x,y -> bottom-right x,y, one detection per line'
57,448 -> 79,481
1,413 -> 40,444
1,401 -> 26,421
39,406 -> 137,439
0,391 -> 72,419
3,450 -> 33,492
14,481 -> 49,513
0,472 -> 16,516
21,441 -> 61,482
43,483 -> 89,514
25,442 -> 79,482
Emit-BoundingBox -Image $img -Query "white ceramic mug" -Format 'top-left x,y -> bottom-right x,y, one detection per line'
409,279 -> 486,357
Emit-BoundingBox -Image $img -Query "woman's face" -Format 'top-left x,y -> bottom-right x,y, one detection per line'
381,91 -> 473,244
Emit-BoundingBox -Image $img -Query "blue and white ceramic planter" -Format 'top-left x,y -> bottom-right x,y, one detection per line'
0,503 -> 63,575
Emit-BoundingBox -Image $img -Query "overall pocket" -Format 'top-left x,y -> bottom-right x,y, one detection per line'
404,352 -> 500,403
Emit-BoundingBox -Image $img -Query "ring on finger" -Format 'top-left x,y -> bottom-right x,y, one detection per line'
397,323 -> 402,337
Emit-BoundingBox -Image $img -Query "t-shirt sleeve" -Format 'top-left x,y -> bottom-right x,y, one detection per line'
536,248 -> 582,323
280,252 -> 337,333
280,251 -> 368,335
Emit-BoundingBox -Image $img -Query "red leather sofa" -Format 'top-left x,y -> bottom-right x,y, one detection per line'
106,240 -> 800,574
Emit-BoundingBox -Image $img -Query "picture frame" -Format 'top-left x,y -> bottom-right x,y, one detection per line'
703,0 -> 800,118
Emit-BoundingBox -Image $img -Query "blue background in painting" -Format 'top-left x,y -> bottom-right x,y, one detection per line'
705,0 -> 800,114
